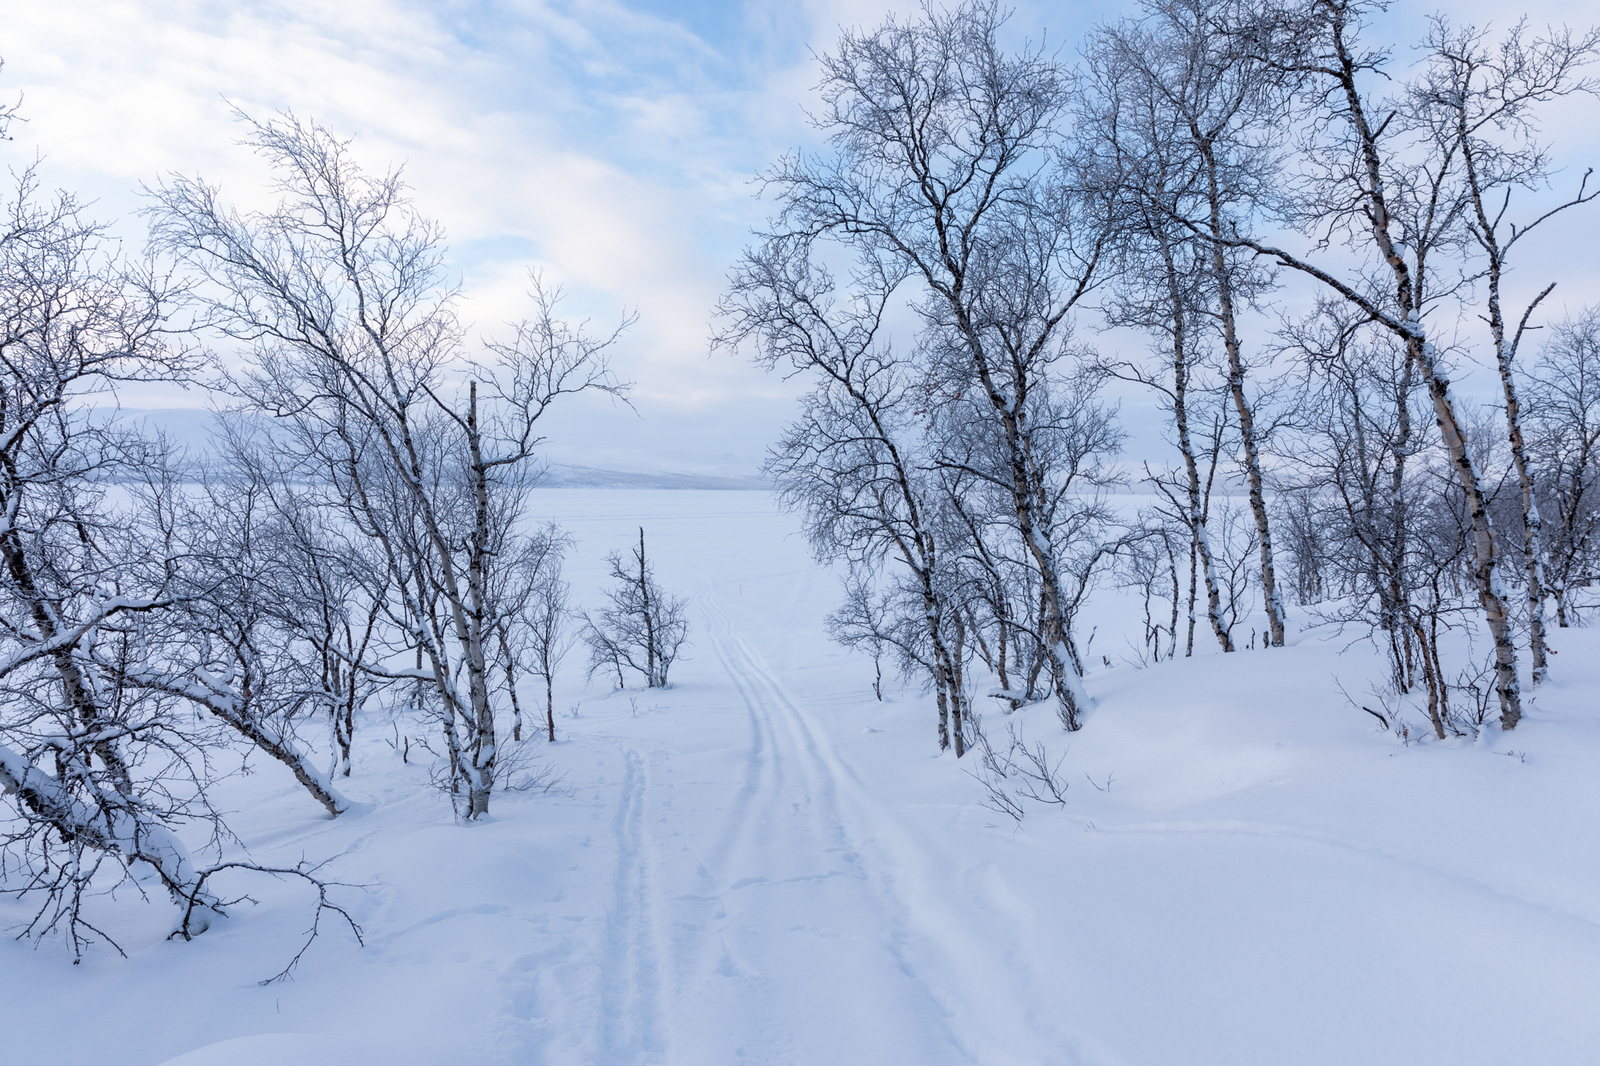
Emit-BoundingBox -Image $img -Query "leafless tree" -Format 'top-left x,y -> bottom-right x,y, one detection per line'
935,466 -> 1039,707
828,575 -> 891,701
0,60 -> 19,141
493,521 -> 572,742
1275,484 -> 1330,606
1276,302 -> 1508,738
0,166 -> 227,950
117,450 -> 357,816
1410,18 -> 1600,685
1115,519 -> 1184,665
931,348 -> 1127,726
1090,0 -> 1290,647
761,0 -> 1123,730
716,234 -> 972,751
1095,214 -> 1237,655
147,111 -> 627,817
1216,0 -> 1526,727
1139,408 -> 1233,657
1526,309 -> 1600,627
583,528 -> 688,690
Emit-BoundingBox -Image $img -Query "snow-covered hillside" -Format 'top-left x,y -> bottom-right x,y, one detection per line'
3,490 -> 1596,1066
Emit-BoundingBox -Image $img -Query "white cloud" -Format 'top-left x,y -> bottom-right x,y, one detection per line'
2,0 -> 832,471
3,0 -> 1597,473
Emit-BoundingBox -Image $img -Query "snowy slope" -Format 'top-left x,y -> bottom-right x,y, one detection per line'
2,490 -> 1596,1066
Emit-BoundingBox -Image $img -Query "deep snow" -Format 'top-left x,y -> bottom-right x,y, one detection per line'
2,489 -> 1597,1065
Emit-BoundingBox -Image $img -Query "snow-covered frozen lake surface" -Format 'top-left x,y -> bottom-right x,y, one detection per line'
5,489 -> 1598,1065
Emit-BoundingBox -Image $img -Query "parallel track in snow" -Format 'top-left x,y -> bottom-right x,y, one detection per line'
598,747 -> 666,1064
685,596 -> 957,1063
684,588 -> 1104,1066
583,569 -> 1104,1064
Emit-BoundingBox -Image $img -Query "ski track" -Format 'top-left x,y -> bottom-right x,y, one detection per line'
600,746 -> 667,1065
605,581 -> 1101,1066
687,594 -> 964,1064
686,586 -> 1130,1066
417,580 -> 1596,1066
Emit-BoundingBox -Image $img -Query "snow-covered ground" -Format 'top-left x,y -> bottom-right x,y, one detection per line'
4,489 -> 1597,1065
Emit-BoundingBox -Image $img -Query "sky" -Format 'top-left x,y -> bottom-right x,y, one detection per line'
3,0 -> 1598,475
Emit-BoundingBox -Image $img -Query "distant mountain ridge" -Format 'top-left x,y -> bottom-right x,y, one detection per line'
536,465 -> 771,490
108,409 -> 772,490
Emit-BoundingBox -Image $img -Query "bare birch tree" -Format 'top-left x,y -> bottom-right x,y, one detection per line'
716,234 -> 971,751
147,111 -> 626,817
121,453 -> 357,816
1091,0 -> 1290,647
1091,148 -> 1236,654
1526,309 -> 1600,627
492,521 -> 571,742
1220,0 -> 1523,727
0,166 -> 226,946
764,0 -> 1121,730
583,528 -> 688,690
1410,18 -> 1600,685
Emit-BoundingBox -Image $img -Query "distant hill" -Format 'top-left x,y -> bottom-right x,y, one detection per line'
110,408 -> 772,490
535,465 -> 771,490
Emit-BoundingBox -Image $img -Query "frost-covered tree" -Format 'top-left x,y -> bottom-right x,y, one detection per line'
1526,309 -> 1600,628
1088,0 -> 1290,650
0,166 -> 227,949
717,234 -> 972,750
1409,18 -> 1600,685
1209,0 -> 1533,727
492,521 -> 572,742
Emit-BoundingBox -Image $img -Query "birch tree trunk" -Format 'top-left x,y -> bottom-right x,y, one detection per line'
1201,165 -> 1285,647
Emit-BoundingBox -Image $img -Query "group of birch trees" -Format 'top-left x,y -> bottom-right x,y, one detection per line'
0,105 -> 623,953
719,2 -> 1129,754
728,0 -> 1600,752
